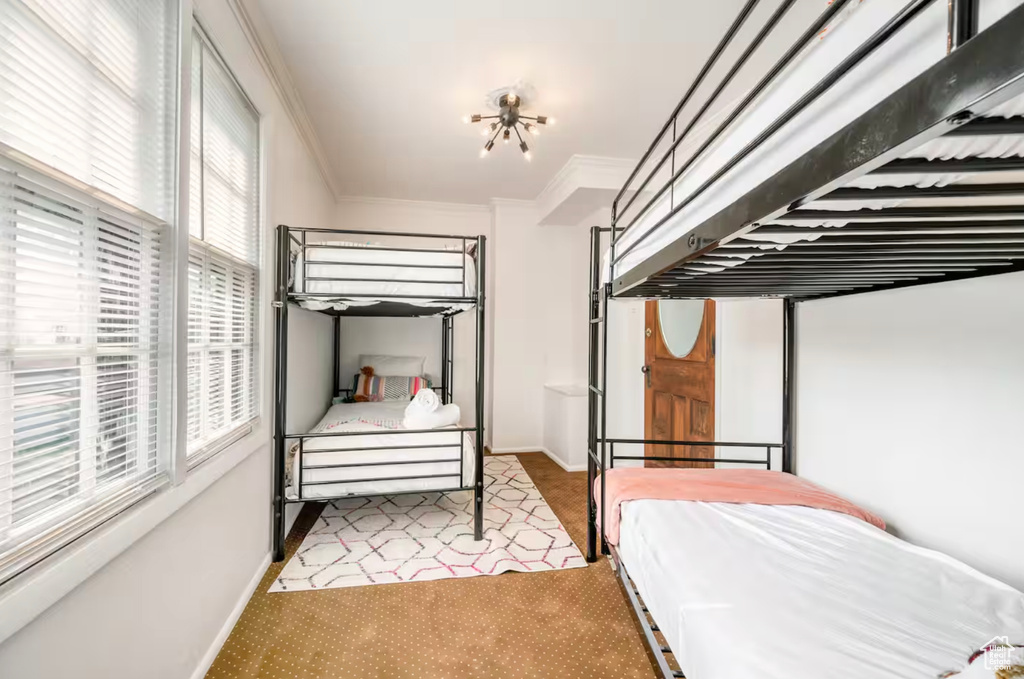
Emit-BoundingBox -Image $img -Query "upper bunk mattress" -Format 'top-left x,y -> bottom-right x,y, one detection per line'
295,244 -> 477,312
607,0 -> 1024,284
618,499 -> 1024,679
286,401 -> 475,499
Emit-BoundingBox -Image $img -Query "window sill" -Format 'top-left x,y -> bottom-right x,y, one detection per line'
0,425 -> 270,644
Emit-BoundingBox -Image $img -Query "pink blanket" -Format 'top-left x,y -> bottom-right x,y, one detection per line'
596,468 -> 885,546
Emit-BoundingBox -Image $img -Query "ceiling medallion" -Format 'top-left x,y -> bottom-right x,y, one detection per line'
462,87 -> 555,161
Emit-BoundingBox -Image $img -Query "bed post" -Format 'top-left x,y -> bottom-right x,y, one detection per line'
272,225 -> 290,562
332,315 -> 341,398
440,316 -> 450,405
947,0 -> 978,53
782,298 -> 796,474
474,235 -> 486,541
586,226 -> 601,562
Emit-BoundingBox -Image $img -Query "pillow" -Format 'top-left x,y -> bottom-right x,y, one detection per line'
353,373 -> 430,402
358,354 -> 425,377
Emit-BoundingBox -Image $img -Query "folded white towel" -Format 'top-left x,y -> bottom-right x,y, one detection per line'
403,403 -> 460,430
407,387 -> 440,415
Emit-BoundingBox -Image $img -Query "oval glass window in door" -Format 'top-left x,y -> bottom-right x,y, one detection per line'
658,300 -> 704,358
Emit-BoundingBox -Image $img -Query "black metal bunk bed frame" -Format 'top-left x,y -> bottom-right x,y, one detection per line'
586,1 -> 1024,677
272,225 -> 486,562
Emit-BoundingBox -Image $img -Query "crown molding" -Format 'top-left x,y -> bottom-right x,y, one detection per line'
337,194 -> 492,215
225,0 -> 340,199
535,155 -> 635,226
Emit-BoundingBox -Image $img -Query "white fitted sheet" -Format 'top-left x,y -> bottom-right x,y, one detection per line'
295,244 -> 477,312
607,0 -> 1024,283
287,401 -> 475,499
618,500 -> 1024,679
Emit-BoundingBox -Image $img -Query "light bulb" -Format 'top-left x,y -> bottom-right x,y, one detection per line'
525,123 -> 539,136
479,147 -> 489,158
462,115 -> 471,124
503,129 -> 510,144
523,151 -> 532,162
547,117 -> 556,126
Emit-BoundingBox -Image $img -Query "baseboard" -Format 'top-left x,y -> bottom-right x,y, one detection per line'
489,446 -> 545,455
539,447 -> 587,473
189,551 -> 272,679
491,446 -> 586,472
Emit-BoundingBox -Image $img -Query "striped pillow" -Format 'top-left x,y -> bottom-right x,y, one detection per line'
353,374 -> 430,402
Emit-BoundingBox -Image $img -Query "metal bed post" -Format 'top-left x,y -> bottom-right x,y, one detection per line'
948,0 -> 978,53
440,315 -> 449,404
272,225 -> 290,562
586,226 -> 601,562
600,209 -> 614,557
474,235 -> 486,541
332,315 -> 341,397
782,298 -> 796,474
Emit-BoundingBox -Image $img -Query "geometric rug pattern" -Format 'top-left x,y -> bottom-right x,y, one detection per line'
270,455 -> 586,591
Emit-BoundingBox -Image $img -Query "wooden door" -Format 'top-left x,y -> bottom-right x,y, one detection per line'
644,300 -> 715,468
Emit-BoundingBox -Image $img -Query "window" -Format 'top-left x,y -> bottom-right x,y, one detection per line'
187,28 -> 260,465
0,0 -> 176,583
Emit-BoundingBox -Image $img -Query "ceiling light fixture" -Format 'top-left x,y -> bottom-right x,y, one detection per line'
464,89 -> 554,161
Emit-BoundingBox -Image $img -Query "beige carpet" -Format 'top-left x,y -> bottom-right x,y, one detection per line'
205,453 -> 657,679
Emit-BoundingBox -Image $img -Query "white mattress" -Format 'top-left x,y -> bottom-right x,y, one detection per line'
287,401 -> 476,499
618,500 -> 1024,679
606,0 -> 1024,283
295,243 -> 477,312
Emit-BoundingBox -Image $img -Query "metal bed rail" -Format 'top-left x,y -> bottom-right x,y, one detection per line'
283,427 -> 477,502
287,225 -> 478,307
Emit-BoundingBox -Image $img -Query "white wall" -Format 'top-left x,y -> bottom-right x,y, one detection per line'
0,0 -> 337,676
287,307 -> 335,434
339,317 -> 442,387
489,201 -> 596,453
333,198 -> 493,440
716,299 -> 784,469
797,271 -> 1024,591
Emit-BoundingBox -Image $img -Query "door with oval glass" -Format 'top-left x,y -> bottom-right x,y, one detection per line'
644,299 -> 715,468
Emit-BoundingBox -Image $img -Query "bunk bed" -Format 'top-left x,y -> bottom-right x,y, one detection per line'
586,1 -> 1024,677
272,226 -> 486,562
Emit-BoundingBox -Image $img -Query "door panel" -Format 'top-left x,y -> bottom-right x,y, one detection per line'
644,300 -> 715,468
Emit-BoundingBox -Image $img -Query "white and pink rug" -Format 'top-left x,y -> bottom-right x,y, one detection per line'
270,455 -> 586,591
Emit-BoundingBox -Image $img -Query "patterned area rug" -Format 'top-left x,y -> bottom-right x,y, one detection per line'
270,455 -> 586,591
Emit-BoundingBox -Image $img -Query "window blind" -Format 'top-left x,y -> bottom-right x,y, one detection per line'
0,159 -> 170,584
187,28 -> 260,463
0,0 -> 175,584
0,0 -> 178,221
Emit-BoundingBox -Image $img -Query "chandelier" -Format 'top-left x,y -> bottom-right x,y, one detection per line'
463,90 -> 555,161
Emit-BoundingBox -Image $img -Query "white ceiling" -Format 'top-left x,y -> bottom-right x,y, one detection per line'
252,0 -> 757,204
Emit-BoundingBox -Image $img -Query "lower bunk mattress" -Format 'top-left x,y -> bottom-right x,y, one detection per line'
618,499 -> 1024,679
286,401 -> 476,500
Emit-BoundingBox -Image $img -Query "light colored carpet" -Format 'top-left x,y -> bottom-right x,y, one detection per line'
271,455 -> 585,591
205,453 -> 657,679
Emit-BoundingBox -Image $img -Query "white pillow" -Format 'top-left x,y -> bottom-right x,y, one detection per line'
359,354 -> 425,377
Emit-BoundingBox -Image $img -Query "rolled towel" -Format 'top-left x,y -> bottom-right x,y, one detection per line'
406,387 -> 440,416
403,403 -> 460,430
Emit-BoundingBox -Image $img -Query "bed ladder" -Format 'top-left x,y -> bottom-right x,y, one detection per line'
586,226 -> 611,562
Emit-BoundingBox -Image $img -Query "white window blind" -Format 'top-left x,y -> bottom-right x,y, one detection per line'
0,0 -> 178,221
0,0 -> 175,584
187,28 -> 260,464
0,159 -> 170,583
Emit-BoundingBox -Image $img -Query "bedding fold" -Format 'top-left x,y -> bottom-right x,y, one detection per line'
403,402 -> 460,430
597,468 -> 884,545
